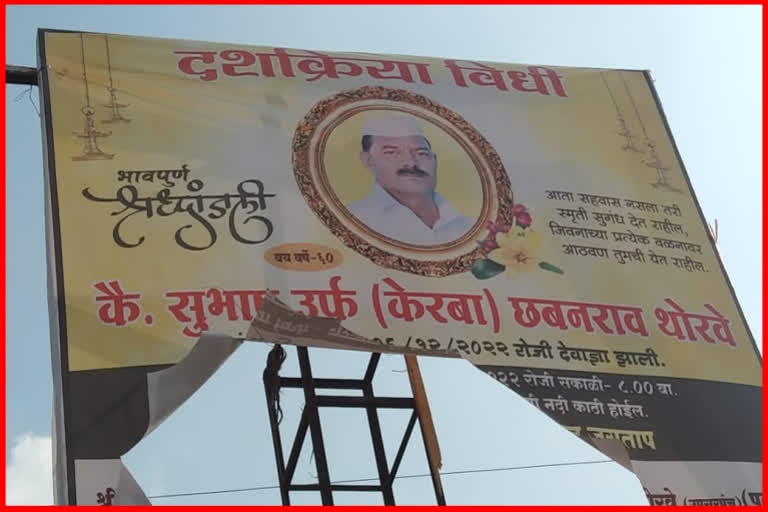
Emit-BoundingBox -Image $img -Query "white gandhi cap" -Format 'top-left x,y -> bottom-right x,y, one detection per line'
362,114 -> 425,138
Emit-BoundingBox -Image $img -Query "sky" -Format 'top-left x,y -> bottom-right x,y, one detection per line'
5,4 -> 762,506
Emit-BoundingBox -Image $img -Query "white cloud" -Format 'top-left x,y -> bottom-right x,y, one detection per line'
6,433 -> 53,505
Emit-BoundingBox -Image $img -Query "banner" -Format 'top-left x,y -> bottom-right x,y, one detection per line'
38,29 -> 761,505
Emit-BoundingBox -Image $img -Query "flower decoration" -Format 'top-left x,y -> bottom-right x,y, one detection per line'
472,203 -> 564,280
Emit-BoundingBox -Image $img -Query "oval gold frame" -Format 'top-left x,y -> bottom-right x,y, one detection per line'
292,86 -> 514,277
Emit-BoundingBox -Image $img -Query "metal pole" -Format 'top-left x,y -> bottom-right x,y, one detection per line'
405,354 -> 446,505
6,65 -> 38,86
362,353 -> 396,505
387,410 -> 418,486
418,416 -> 447,505
263,370 -> 290,505
296,346 -> 334,505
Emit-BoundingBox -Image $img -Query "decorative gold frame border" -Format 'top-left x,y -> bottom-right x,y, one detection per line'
292,85 -> 514,277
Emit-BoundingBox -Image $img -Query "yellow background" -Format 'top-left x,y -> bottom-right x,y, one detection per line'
42,31 -> 761,387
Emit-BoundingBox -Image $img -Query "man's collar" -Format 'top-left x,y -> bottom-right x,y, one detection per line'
369,181 -> 400,211
371,181 -> 464,223
433,192 -> 465,225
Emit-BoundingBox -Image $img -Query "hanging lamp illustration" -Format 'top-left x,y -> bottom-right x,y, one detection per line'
72,33 -> 114,161
101,34 -> 131,124
601,71 -> 642,153
618,72 -> 681,193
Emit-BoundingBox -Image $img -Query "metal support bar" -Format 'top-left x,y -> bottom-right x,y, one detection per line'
290,484 -> 384,492
315,396 -> 415,408
6,65 -> 38,86
363,352 -> 380,384
263,371 -> 291,505
279,377 -> 366,390
284,411 -> 309,483
297,346 -> 334,505
419,417 -> 447,505
363,378 -> 395,505
388,410 -> 419,485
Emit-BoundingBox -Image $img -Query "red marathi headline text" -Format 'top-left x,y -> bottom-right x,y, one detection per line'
92,276 -> 736,348
174,47 -> 567,97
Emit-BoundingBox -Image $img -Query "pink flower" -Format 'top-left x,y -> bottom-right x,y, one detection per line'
515,211 -> 532,228
511,204 -> 528,216
481,218 -> 513,253
486,219 -> 510,234
482,238 -> 499,252
511,204 -> 532,228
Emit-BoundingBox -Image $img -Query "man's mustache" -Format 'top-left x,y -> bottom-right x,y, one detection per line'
396,166 -> 429,177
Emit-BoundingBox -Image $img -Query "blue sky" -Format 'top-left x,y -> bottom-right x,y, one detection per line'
5,5 -> 762,505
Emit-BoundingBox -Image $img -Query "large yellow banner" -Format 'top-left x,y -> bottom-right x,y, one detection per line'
43,31 -> 758,384
41,29 -> 762,507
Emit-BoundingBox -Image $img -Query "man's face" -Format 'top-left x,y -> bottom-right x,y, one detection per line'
361,135 -> 437,198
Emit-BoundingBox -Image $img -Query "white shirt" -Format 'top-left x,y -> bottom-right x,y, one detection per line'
347,182 -> 474,245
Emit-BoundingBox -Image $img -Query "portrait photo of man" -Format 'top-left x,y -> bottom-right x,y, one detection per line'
346,115 -> 474,246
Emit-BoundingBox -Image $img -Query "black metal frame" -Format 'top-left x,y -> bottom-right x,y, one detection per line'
264,346 -> 446,506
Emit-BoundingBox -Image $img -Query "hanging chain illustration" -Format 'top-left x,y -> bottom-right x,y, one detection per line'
619,72 -> 681,193
601,71 -> 642,153
101,34 -> 131,124
72,33 -> 114,161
